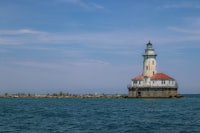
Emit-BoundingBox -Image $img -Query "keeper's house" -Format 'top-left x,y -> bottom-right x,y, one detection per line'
128,42 -> 180,98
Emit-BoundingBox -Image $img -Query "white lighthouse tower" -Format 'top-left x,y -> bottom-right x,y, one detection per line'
143,41 -> 157,77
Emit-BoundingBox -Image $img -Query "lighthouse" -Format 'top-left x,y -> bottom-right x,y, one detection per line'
128,42 -> 180,98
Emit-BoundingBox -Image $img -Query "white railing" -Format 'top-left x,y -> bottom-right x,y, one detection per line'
128,84 -> 178,89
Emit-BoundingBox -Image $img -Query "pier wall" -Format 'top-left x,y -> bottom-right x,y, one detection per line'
128,87 -> 177,98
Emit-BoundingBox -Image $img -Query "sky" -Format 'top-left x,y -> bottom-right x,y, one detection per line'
0,0 -> 200,94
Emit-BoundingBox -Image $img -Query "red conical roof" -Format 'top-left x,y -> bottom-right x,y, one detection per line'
150,73 -> 174,80
132,75 -> 144,80
132,73 -> 174,81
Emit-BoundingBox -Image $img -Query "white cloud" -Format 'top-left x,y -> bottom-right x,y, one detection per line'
162,2 -> 200,9
15,61 -> 64,69
166,24 -> 200,43
1,29 -> 197,45
90,2 -> 104,9
168,26 -> 200,34
14,59 -> 111,70
0,29 -> 143,47
0,29 -> 46,35
59,0 -> 104,9
0,29 -> 48,45
0,38 -> 22,45
184,17 -> 200,28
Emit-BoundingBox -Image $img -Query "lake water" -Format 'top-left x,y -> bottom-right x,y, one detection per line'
0,94 -> 200,133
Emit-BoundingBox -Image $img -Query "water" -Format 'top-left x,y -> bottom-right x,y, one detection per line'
0,95 -> 200,133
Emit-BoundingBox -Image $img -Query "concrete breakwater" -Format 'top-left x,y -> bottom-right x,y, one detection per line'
0,93 -> 128,98
0,92 -> 183,98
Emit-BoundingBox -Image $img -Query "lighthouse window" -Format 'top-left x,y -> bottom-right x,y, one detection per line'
146,66 -> 148,70
152,60 -> 154,65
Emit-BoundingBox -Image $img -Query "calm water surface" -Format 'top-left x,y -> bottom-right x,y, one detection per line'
0,94 -> 200,133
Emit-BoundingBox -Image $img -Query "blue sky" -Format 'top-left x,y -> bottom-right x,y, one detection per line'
0,0 -> 200,94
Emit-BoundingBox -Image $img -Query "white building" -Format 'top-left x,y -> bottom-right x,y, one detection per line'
128,42 -> 179,98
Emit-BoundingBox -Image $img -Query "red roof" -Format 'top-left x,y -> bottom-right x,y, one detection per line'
150,73 -> 174,80
133,75 -> 144,80
133,73 -> 174,80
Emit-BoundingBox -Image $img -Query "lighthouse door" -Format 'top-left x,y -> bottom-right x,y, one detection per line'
137,91 -> 141,97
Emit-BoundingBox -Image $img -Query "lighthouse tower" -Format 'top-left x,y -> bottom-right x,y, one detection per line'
143,41 -> 157,77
